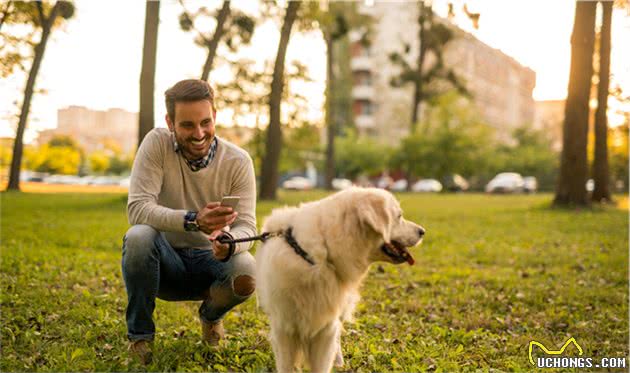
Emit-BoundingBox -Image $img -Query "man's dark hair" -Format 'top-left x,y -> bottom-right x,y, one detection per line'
164,79 -> 216,122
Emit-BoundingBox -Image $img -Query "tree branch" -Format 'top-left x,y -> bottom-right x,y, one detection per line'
36,1 -> 45,26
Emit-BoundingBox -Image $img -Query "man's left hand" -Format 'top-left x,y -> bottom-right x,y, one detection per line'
209,230 -> 231,261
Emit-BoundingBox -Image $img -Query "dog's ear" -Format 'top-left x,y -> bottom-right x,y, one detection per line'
358,193 -> 392,242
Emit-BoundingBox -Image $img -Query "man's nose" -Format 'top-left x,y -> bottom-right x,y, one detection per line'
193,125 -> 204,139
418,227 -> 425,237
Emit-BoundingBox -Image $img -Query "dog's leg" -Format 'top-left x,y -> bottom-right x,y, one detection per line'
306,321 -> 340,373
271,327 -> 299,373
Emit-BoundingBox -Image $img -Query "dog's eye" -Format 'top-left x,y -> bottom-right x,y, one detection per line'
397,213 -> 403,220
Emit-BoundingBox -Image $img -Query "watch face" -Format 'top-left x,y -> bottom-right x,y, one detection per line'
185,221 -> 199,231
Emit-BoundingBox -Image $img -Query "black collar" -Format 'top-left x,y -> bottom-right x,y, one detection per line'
284,227 -> 315,266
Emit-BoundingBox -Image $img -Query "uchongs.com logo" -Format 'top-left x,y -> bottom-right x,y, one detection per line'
528,337 -> 627,369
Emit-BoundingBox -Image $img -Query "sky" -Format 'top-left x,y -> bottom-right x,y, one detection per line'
1,0 -> 629,143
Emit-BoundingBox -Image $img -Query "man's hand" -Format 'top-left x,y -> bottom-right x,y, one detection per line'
208,230 -> 232,261
196,202 -> 238,235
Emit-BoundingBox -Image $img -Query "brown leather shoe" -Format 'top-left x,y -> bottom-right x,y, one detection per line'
200,318 -> 224,345
128,339 -> 152,365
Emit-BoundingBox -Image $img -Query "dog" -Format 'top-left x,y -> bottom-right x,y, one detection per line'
255,187 -> 425,372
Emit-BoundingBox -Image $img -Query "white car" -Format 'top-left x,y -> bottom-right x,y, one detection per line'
411,179 -> 443,193
485,172 -> 525,193
390,179 -> 408,192
523,176 -> 538,193
282,176 -> 314,190
332,178 -> 353,190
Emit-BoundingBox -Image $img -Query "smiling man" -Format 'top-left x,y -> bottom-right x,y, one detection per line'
122,79 -> 257,364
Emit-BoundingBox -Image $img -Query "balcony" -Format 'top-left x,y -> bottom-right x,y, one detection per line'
355,114 -> 375,129
352,85 -> 374,100
351,56 -> 372,71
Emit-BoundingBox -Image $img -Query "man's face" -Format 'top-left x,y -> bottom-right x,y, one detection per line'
166,100 -> 216,161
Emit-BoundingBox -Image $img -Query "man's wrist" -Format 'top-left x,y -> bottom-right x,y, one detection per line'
184,211 -> 199,231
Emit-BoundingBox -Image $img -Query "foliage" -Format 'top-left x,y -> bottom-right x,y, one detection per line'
0,1 -> 74,77
609,123 -> 629,190
494,126 -> 560,190
335,132 -> 392,179
88,152 -> 110,174
389,93 -> 495,182
1,191 -> 627,371
24,144 -> 81,175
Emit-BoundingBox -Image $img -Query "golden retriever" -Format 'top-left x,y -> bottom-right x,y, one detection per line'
255,187 -> 425,372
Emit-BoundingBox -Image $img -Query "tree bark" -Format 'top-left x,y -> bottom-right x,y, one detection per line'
138,0 -> 160,148
592,1 -> 612,203
259,1 -> 300,200
324,32 -> 335,190
200,0 -> 231,81
411,1 -> 428,132
554,2 -> 596,206
7,3 -> 61,191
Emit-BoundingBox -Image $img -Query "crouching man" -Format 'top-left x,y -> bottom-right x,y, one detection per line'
122,79 -> 257,364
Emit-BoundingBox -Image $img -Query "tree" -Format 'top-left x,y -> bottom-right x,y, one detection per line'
389,0 -> 468,133
335,131 -> 391,180
389,92 -> 495,183
591,1 -> 613,203
178,0 -> 255,81
138,0 -> 160,148
554,2 -> 597,206
259,1 -> 301,200
6,1 -> 74,191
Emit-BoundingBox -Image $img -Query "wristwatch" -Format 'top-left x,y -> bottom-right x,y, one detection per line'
184,211 -> 200,232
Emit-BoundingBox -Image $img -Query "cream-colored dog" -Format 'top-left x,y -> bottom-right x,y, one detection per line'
255,188 -> 425,372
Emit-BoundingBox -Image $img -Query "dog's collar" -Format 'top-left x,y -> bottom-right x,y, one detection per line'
262,227 -> 315,266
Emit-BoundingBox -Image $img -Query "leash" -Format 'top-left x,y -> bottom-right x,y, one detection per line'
217,228 -> 315,266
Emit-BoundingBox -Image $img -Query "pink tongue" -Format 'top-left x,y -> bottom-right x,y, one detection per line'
406,254 -> 415,265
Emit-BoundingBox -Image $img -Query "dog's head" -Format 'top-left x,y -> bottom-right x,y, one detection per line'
355,188 -> 425,265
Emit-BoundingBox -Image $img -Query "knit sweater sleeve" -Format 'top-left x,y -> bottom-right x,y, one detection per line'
228,154 -> 258,254
127,130 -> 187,232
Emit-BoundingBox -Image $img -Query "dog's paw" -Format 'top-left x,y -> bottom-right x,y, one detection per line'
334,351 -> 344,367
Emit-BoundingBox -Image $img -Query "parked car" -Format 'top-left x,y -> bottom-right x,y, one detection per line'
523,176 -> 538,193
586,178 -> 594,192
411,179 -> 443,193
442,174 -> 469,192
376,176 -> 393,189
332,178 -> 353,190
282,176 -> 314,190
390,179 -> 408,192
485,172 -> 525,193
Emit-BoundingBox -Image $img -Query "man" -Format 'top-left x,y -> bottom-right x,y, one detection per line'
122,79 -> 257,364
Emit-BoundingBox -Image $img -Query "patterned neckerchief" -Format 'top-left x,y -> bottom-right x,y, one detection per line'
172,134 -> 218,172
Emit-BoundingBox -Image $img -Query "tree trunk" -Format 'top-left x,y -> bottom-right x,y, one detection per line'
411,1 -> 428,133
6,4 -> 61,191
259,1 -> 300,200
324,32 -> 335,190
554,2 -> 596,206
138,0 -> 160,148
200,0 -> 231,81
592,1 -> 612,203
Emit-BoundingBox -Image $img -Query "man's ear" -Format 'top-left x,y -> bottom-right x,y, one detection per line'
165,114 -> 174,132
358,194 -> 392,243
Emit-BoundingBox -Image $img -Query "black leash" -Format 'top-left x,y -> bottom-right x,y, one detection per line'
217,228 -> 315,266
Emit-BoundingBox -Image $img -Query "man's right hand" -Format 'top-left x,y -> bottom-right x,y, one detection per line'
195,202 -> 238,234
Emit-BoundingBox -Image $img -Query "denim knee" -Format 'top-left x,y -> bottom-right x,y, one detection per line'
230,252 -> 256,298
122,225 -> 159,270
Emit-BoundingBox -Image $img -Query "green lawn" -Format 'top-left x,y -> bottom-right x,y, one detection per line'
1,191 -> 628,372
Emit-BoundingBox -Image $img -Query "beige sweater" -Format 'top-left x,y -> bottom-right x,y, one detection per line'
127,128 -> 257,253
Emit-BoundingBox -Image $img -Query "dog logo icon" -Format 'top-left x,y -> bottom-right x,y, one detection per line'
528,337 -> 584,365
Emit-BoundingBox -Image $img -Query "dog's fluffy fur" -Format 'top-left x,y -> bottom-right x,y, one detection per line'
256,188 -> 425,372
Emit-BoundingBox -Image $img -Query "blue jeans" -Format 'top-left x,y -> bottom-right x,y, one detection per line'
121,225 -> 256,341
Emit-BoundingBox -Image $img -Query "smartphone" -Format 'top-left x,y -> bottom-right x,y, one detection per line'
220,196 -> 240,209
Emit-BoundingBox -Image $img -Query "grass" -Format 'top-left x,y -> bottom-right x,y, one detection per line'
1,189 -> 628,372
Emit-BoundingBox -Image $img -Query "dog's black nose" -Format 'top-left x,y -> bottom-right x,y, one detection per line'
418,227 -> 425,237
